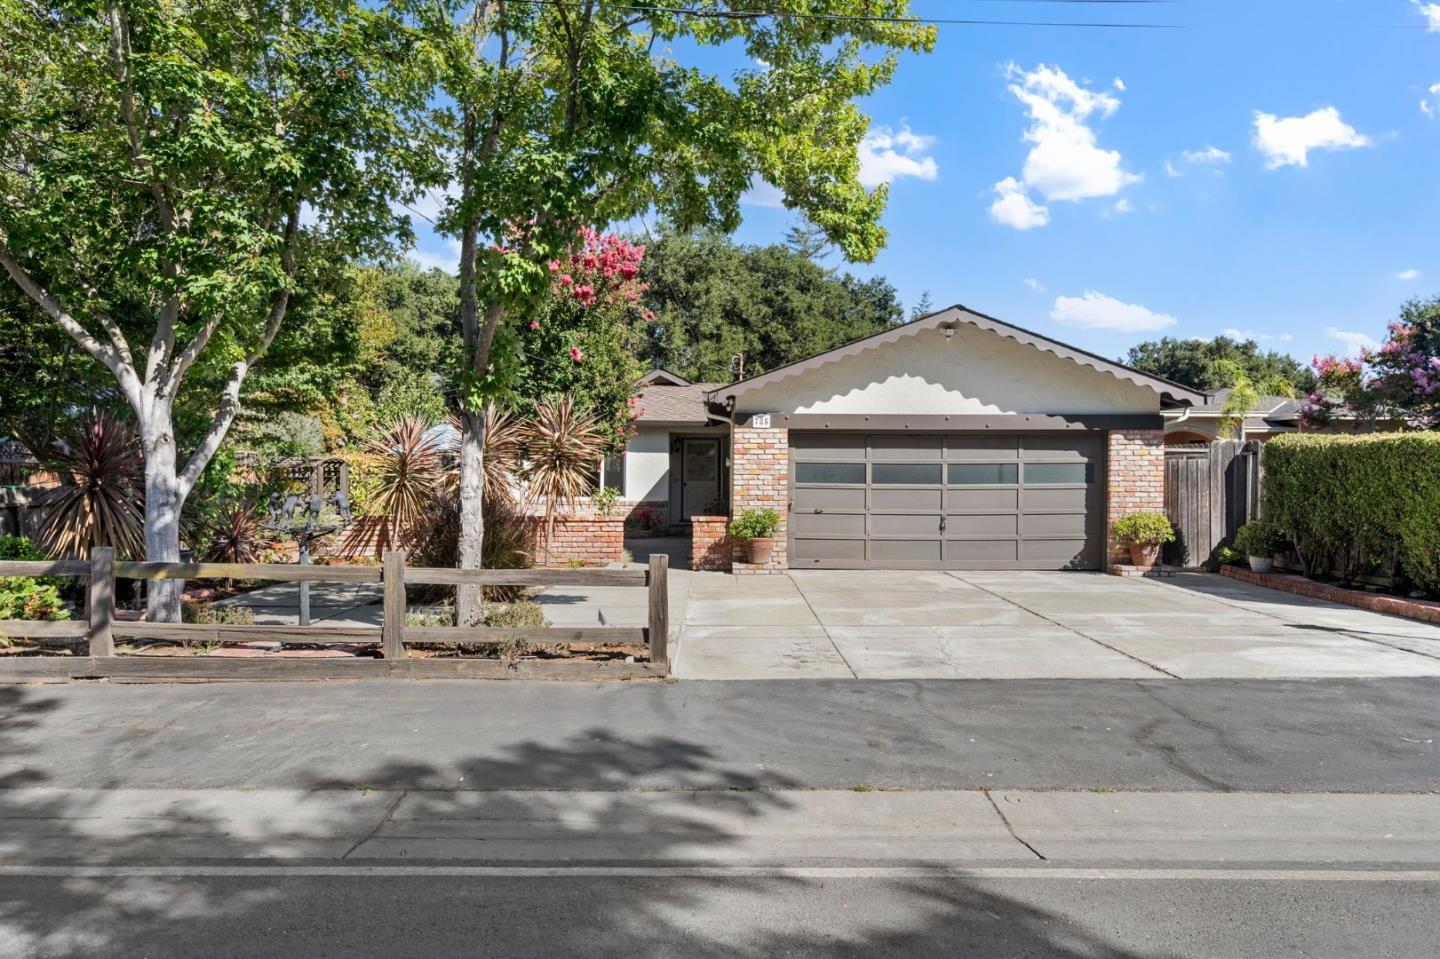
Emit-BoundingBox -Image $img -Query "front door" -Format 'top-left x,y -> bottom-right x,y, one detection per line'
680,438 -> 722,521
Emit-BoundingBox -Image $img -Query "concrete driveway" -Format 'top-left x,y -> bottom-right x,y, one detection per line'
674,570 -> 1440,680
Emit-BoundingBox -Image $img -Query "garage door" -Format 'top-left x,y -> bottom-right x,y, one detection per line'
788,432 -> 1104,570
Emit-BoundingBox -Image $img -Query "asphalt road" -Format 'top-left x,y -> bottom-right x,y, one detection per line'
3,872 -> 1438,958
3,677 -> 1437,793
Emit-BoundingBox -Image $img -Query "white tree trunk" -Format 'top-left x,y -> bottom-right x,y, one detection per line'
139,412 -> 184,622
455,408 -> 486,626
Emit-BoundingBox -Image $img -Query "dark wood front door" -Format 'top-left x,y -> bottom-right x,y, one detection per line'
680,438 -> 722,521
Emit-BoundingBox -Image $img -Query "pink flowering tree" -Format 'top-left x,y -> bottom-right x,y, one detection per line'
512,228 -> 647,454
1303,296 -> 1440,430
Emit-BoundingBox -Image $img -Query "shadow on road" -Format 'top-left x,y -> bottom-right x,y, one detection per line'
0,684 -> 1175,958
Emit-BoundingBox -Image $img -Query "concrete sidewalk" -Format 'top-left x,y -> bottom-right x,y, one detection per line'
3,787 -> 1438,866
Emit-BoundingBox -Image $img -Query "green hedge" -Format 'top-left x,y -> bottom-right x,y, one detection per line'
1262,432 -> 1440,591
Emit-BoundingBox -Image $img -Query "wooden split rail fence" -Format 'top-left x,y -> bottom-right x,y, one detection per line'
0,548 -> 669,680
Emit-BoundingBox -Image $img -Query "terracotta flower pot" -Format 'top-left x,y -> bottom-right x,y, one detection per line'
1127,541 -> 1160,567
745,537 -> 775,565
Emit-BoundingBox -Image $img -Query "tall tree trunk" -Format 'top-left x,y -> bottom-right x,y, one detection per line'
455,408 -> 485,626
139,412 -> 184,622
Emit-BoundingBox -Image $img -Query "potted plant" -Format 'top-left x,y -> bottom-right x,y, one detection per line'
1232,521 -> 1282,573
728,507 -> 782,564
1110,512 -> 1175,567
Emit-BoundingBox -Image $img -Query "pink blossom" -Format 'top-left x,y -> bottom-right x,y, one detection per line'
529,320 -> 540,330
569,346 -> 584,363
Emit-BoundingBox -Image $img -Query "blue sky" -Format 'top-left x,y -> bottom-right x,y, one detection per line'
407,0 -> 1440,367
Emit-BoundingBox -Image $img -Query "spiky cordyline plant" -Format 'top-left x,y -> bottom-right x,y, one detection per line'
203,503 -> 266,564
521,396 -> 605,547
36,411 -> 144,559
363,416 -> 446,549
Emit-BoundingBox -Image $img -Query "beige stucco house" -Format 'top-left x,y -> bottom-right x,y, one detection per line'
615,306 -> 1203,573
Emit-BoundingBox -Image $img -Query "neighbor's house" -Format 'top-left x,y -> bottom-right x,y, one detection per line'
614,306 -> 1203,574
1161,388 -> 1398,445
1162,390 -> 1304,445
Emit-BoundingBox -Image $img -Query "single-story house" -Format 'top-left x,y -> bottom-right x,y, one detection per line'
615,306 -> 1204,573
1162,388 -> 1393,444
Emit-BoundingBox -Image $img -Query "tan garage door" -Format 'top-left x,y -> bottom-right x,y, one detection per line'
788,432 -> 1104,569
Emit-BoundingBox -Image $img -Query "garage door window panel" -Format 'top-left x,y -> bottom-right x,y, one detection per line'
1024,462 -> 1093,485
948,463 -> 1019,485
871,463 -> 943,485
795,462 -> 866,485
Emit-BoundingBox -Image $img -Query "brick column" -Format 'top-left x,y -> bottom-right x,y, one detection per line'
730,421 -> 788,574
690,516 -> 731,571
1105,429 -> 1165,570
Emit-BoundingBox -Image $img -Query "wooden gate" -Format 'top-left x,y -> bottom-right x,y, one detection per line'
1163,440 -> 1260,568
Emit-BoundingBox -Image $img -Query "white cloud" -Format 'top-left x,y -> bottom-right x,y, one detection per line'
989,63 -> 1138,230
1182,146 -> 1231,165
1050,290 -> 1177,333
1327,327 -> 1380,356
408,238 -> 462,274
1252,107 -> 1372,169
1112,78 -> 1126,92
1023,277 -> 1046,294
988,177 -> 1050,230
1222,327 -> 1293,343
1164,160 -> 1182,178
1111,198 -> 1135,215
1416,2 -> 1440,31
858,123 -> 939,188
1422,83 -> 1440,117
740,178 -> 786,209
1397,268 -> 1422,280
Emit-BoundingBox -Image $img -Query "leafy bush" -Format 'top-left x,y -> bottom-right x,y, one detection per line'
0,577 -> 70,621
182,602 -> 255,626
1263,433 -> 1440,590
591,485 -> 621,516
0,535 -> 75,594
625,506 -> 667,536
1215,546 -> 1245,567
483,601 -> 547,629
1110,512 -> 1175,546
729,507 -> 781,541
1233,521 -> 1283,558
36,411 -> 144,558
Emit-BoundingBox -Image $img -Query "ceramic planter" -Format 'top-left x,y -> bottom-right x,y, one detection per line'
1248,555 -> 1274,573
745,537 -> 775,565
1127,541 -> 1161,567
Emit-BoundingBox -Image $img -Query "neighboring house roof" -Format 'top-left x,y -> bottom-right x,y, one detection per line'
705,306 -> 1206,410
1163,389 -> 1305,431
636,368 -> 692,387
633,382 -> 725,426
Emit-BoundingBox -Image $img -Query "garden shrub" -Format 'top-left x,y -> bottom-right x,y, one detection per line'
1262,433 -> 1440,591
0,577 -> 70,621
1109,512 -> 1175,546
728,507 -> 781,541
182,602 -> 256,626
1232,521 -> 1283,557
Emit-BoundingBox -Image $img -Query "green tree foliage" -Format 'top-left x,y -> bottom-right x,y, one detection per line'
0,0 -> 427,619
1262,433 -> 1440,593
1125,336 -> 1316,394
404,0 -> 933,622
1305,295 -> 1440,430
639,233 -> 905,382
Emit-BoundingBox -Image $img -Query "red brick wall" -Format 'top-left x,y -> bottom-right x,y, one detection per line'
530,514 -> 626,565
691,516 -> 731,571
1222,566 -> 1440,624
1105,429 -> 1165,569
730,421 -> 788,573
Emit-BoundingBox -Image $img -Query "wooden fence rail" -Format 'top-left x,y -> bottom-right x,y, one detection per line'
0,549 -> 669,671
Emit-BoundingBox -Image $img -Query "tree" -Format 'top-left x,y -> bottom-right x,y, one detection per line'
1125,336 -> 1316,395
638,232 -> 905,382
784,220 -> 831,262
0,0 -> 425,619
513,228 -> 647,454
1214,360 -> 1295,440
1304,295 -> 1440,430
910,290 -> 934,321
410,0 -> 934,623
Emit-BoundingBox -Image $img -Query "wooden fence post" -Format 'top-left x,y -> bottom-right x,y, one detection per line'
382,549 -> 406,660
647,553 -> 669,669
88,546 -> 116,658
